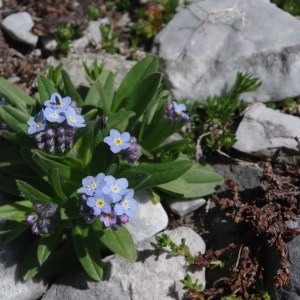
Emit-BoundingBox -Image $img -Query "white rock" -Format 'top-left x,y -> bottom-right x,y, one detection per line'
41,36 -> 58,51
0,234 -> 48,300
86,18 -> 110,46
153,0 -> 300,103
41,227 -> 206,300
126,190 -> 169,242
233,103 -> 300,158
1,12 -> 38,46
167,197 -> 206,217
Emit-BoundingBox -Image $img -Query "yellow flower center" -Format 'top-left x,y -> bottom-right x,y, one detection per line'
111,184 -> 120,193
69,115 -> 76,123
50,111 -> 58,119
88,181 -> 97,191
122,199 -> 129,209
96,198 -> 105,208
113,137 -> 123,146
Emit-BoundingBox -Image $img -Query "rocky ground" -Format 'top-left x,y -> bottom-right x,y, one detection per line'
1,1 -> 300,299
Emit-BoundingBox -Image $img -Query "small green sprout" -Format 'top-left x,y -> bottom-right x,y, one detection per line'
87,4 -> 101,21
100,23 -> 119,53
180,274 -> 203,292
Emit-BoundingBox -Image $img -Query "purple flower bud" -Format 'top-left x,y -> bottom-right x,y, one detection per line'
118,214 -> 130,225
35,132 -> 45,143
65,127 -> 76,137
26,214 -> 38,225
99,115 -> 107,129
56,127 -> 65,137
121,136 -> 142,165
45,129 -> 55,138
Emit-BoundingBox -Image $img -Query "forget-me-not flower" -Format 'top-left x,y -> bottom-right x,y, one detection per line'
114,189 -> 137,218
103,129 -> 131,153
27,110 -> 47,134
65,107 -> 86,127
78,173 -> 106,196
100,212 -> 117,228
86,190 -> 112,216
102,175 -> 129,202
44,107 -> 66,123
44,92 -> 72,110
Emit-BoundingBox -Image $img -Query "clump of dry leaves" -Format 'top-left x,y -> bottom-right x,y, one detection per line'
185,162 -> 300,299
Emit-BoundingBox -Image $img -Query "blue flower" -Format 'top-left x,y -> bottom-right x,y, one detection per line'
103,129 -> 131,153
44,107 -> 66,123
100,212 -> 117,228
172,101 -> 189,120
114,189 -> 137,218
65,107 -> 86,128
27,110 -> 46,134
77,173 -> 106,196
86,190 -> 112,216
44,92 -> 72,110
102,175 -> 129,202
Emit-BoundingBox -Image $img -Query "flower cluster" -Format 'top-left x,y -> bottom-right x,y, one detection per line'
165,100 -> 189,121
26,203 -> 58,235
78,173 -> 137,229
104,129 -> 142,165
27,93 -> 86,153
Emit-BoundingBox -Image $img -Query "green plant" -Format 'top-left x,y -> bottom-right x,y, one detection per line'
100,23 -> 119,53
272,0 -> 300,15
0,56 -> 222,281
186,72 -> 261,157
87,3 -> 101,21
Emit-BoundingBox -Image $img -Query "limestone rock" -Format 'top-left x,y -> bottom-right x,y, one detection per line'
153,0 -> 300,103
125,190 -> 169,242
233,103 -> 300,163
41,227 -> 206,300
1,12 -> 38,46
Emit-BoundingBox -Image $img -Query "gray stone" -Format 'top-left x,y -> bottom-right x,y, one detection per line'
41,36 -> 58,52
0,233 -> 48,300
1,12 -> 38,46
264,219 -> 300,300
41,227 -> 205,300
166,197 -> 206,217
86,18 -> 110,46
153,0 -> 300,103
125,190 -> 169,242
233,103 -> 300,163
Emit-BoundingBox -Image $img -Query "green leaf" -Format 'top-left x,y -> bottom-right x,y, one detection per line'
16,180 -> 53,203
112,55 -> 158,112
51,168 -> 67,202
0,220 -> 28,244
37,75 -> 57,103
83,81 -> 100,107
158,163 -> 224,198
99,226 -> 137,262
117,169 -> 151,191
0,200 -> 33,221
61,69 -> 83,105
72,219 -> 103,280
127,73 -> 162,129
0,106 -> 30,134
130,160 -> 193,191
66,121 -> 95,168
0,76 -> 35,110
37,227 -> 63,265
106,109 -> 135,132
21,239 -> 40,280
39,239 -> 78,277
